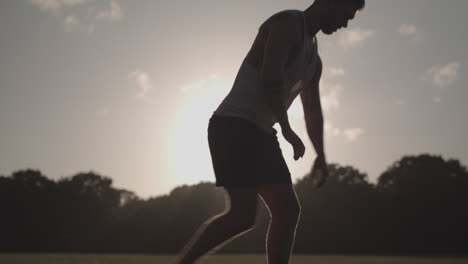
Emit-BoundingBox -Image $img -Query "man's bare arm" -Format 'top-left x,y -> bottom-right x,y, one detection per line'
300,56 -> 324,157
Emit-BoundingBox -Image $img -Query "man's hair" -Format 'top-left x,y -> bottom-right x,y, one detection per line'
352,0 -> 365,10
329,0 -> 365,10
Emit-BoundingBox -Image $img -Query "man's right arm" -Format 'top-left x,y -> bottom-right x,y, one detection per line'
301,56 -> 324,157
259,14 -> 299,132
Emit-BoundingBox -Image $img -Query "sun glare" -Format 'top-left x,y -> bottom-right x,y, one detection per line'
167,74 -> 231,186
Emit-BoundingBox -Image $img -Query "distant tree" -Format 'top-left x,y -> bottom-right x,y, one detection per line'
0,170 -> 53,250
376,154 -> 468,255
293,163 -> 380,254
378,154 -> 468,195
54,171 -> 122,251
1,155 -> 467,255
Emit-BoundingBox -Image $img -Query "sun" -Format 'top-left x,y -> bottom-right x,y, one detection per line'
167,74 -> 232,187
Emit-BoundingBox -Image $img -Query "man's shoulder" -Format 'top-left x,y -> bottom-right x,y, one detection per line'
259,9 -> 302,32
268,9 -> 302,22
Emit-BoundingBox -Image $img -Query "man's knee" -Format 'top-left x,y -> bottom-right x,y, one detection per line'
290,202 -> 301,222
258,183 -> 301,221
271,200 -> 301,224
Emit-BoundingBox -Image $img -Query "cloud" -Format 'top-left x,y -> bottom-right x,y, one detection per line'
31,0 -> 62,11
398,24 -> 417,35
30,0 -> 123,33
180,80 -> 207,94
343,128 -> 364,143
324,121 -> 364,142
338,28 -> 375,49
432,97 -> 442,104
328,67 -> 345,78
95,0 -> 123,22
324,120 -> 332,132
324,120 -> 336,138
64,15 -> 94,33
424,62 -> 461,88
398,24 -> 422,41
179,74 -> 218,95
30,0 -> 89,11
332,127 -> 341,137
321,82 -> 344,113
128,70 -> 156,103
64,15 -> 79,31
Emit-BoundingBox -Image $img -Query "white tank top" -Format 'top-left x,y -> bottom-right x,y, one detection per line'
213,10 -> 319,134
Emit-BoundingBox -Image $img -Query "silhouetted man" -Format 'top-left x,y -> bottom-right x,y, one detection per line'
175,0 -> 365,263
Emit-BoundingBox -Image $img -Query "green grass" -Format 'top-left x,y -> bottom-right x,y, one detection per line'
0,254 -> 467,264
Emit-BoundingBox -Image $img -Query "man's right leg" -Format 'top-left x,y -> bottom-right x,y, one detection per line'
175,186 -> 258,264
258,183 -> 301,264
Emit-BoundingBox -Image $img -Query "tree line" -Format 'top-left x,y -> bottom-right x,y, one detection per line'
0,154 -> 467,255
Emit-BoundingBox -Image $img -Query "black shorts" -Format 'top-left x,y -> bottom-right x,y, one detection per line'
207,114 -> 292,188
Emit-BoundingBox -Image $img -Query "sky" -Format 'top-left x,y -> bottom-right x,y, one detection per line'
1,0 -> 467,199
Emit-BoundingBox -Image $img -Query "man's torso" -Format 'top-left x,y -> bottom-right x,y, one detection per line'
213,10 -> 319,134
244,10 -> 316,73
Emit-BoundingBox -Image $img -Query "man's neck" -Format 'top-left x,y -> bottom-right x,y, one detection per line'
303,2 -> 324,38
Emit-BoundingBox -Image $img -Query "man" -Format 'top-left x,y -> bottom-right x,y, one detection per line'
175,0 -> 365,263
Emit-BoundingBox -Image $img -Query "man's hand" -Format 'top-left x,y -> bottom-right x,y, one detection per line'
282,127 -> 305,160
311,155 -> 328,188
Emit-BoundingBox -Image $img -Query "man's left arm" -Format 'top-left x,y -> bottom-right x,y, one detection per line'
300,56 -> 324,157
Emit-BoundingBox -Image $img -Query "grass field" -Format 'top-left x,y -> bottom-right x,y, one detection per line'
1,254 -> 467,264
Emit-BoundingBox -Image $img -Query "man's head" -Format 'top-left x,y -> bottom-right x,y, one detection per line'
319,0 -> 365,35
